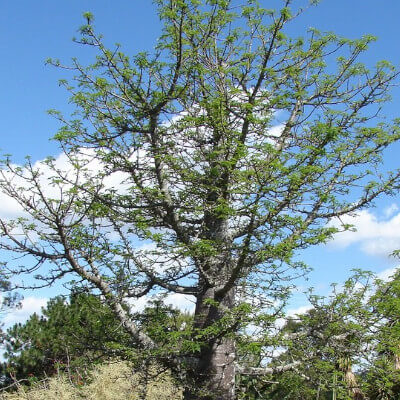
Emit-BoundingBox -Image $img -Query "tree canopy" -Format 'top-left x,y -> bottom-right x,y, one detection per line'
1,0 -> 400,398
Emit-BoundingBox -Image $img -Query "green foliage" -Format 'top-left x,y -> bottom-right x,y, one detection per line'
1,292 -> 131,385
0,270 -> 19,317
235,269 -> 400,399
137,301 -> 194,357
0,267 -> 20,343
1,0 -> 400,397
361,268 -> 400,399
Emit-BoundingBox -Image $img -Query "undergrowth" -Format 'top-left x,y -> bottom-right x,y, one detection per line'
0,361 -> 182,400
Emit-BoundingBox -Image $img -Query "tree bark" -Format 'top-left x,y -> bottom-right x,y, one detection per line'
339,359 -> 364,400
184,337 -> 236,400
184,286 -> 236,400
344,370 -> 364,400
394,353 -> 400,370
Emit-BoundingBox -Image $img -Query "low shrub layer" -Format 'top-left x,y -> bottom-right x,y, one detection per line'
0,361 -> 182,400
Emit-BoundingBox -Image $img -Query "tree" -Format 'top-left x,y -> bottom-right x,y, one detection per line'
0,268 -> 20,343
1,0 -> 400,398
237,269 -> 400,400
362,268 -> 400,399
1,292 -> 131,386
238,271 -> 375,399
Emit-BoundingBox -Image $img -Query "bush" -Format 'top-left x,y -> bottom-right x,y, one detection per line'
0,361 -> 182,400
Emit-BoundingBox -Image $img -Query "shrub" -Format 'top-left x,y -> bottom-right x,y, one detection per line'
0,361 -> 182,400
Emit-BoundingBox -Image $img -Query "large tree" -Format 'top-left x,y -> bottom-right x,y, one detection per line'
1,0 -> 400,398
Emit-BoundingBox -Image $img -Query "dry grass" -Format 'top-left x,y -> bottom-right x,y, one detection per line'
0,362 -> 182,400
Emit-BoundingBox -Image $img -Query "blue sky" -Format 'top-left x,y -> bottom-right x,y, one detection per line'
1,0 -> 400,325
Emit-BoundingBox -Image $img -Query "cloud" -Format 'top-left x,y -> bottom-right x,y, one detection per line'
2,296 -> 48,328
127,296 -> 154,313
268,124 -> 284,138
163,293 -> 195,313
286,305 -> 312,318
0,149 -> 135,221
376,266 -> 399,282
328,206 -> 400,258
275,304 -> 312,329
0,194 -> 25,219
384,204 -> 399,218
127,293 -> 195,314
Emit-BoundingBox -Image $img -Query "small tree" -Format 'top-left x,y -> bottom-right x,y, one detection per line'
363,268 -> 400,399
1,1 -> 400,398
0,268 -> 20,344
238,271 -> 375,399
1,292 -> 131,385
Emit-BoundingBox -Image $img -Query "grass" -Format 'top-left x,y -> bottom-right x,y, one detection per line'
0,361 -> 182,400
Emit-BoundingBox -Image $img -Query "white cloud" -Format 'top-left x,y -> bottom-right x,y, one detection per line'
0,194 -> 25,219
0,149 -> 135,221
275,304 -> 312,328
2,296 -> 48,328
328,206 -> 400,258
127,296 -> 154,313
286,305 -> 312,318
127,293 -> 195,314
376,266 -> 399,282
163,293 -> 195,313
384,204 -> 399,218
268,124 -> 284,138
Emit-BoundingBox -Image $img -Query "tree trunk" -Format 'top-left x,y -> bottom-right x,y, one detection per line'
394,353 -> 400,370
339,358 -> 364,400
184,336 -> 236,400
344,370 -> 364,400
184,286 -> 236,400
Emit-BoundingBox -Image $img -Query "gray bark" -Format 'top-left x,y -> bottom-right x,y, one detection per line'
184,286 -> 236,400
